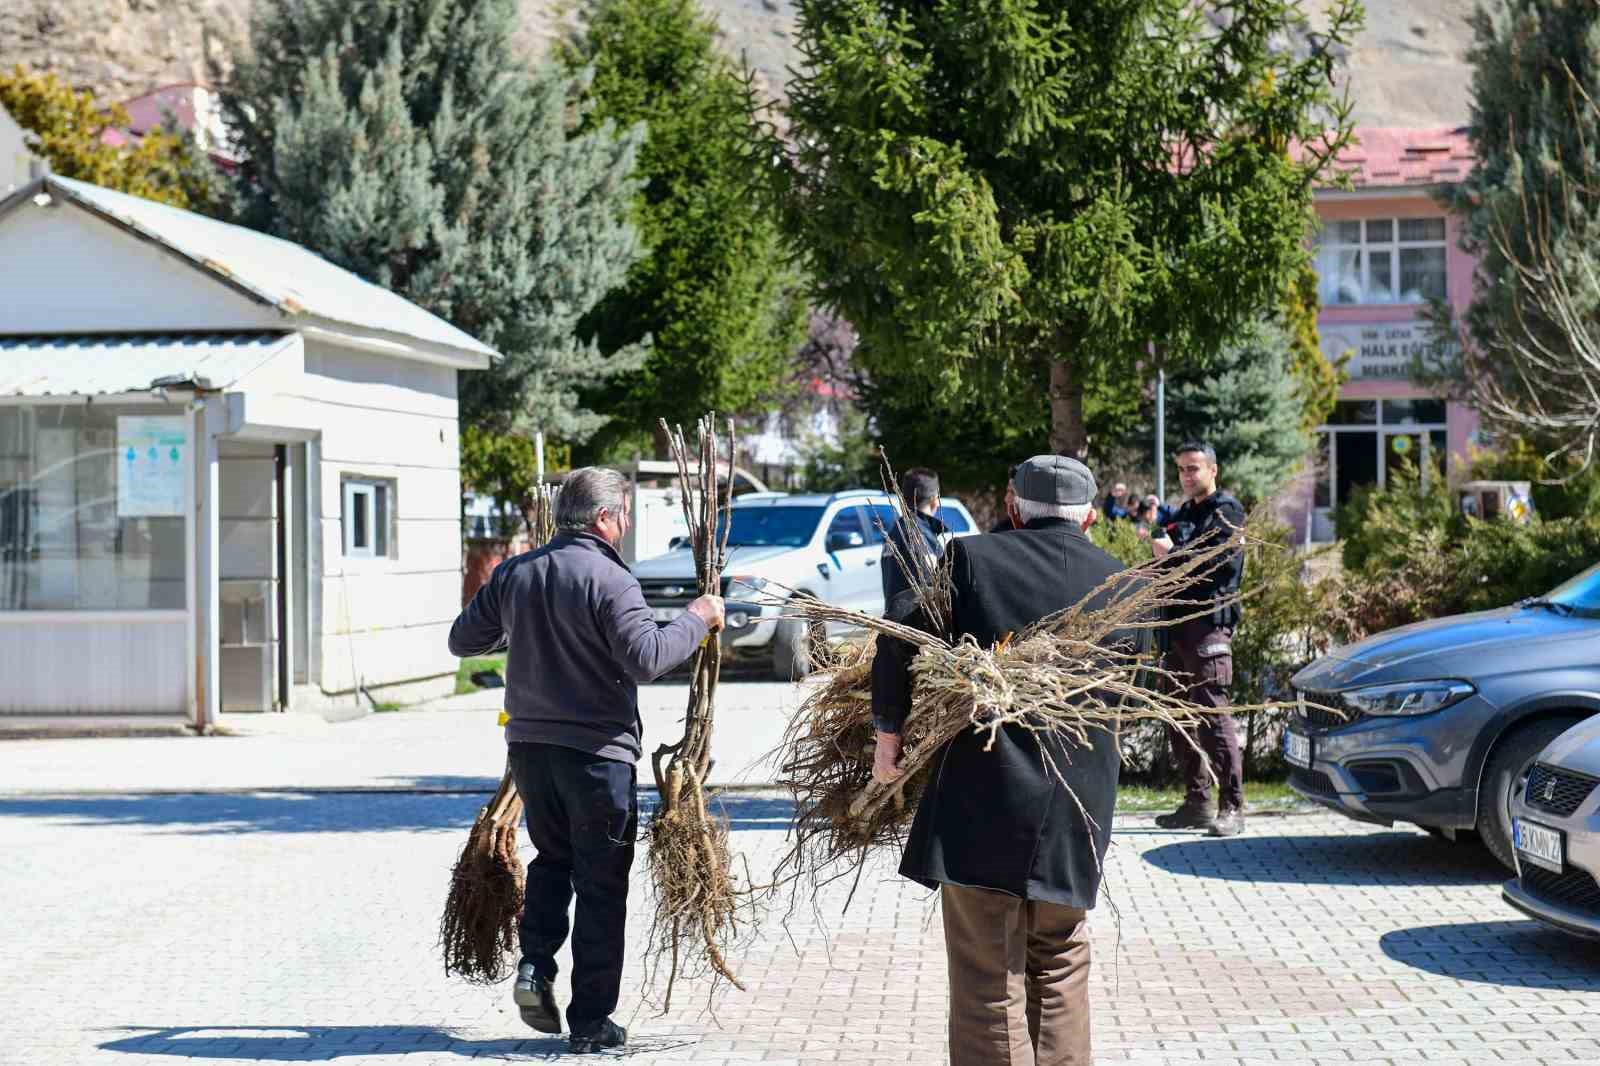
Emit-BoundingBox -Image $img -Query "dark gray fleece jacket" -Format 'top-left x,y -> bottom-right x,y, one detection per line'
448,531 -> 709,763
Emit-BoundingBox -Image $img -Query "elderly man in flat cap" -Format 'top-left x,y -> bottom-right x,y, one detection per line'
871,455 -> 1149,1066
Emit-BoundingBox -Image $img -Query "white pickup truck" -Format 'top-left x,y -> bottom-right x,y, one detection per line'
632,489 -> 978,679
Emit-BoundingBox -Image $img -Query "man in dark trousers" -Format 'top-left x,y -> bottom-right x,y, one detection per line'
881,467 -> 950,604
872,455 -> 1148,1066
449,467 -> 724,1053
1151,441 -> 1247,837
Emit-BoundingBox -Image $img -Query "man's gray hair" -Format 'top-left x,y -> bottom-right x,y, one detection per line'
1013,498 -> 1094,525
556,466 -> 631,531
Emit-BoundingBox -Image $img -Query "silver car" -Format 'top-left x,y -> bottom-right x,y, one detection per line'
1503,715 -> 1600,939
1287,561 -> 1600,869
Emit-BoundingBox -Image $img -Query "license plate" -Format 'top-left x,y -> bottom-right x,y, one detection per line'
1513,817 -> 1564,873
1284,730 -> 1312,769
651,607 -> 681,623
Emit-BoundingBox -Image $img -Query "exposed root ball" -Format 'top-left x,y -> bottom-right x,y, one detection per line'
439,772 -> 525,984
644,772 -> 745,1009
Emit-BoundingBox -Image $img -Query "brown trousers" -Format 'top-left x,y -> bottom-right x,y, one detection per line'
941,884 -> 1091,1066
1164,620 -> 1244,811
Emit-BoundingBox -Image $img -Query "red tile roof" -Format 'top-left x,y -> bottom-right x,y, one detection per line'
1327,126 -> 1474,189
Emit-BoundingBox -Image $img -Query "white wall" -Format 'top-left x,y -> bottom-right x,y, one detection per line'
0,199 -> 282,333
230,337 -> 463,696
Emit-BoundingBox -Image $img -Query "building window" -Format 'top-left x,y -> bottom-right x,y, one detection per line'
342,477 -> 394,558
1316,217 -> 1447,306
0,404 -> 188,610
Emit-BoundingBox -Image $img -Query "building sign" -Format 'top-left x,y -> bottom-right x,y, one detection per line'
1319,321 -> 1459,382
117,415 -> 188,517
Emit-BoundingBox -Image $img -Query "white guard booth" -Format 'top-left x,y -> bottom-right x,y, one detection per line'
0,175 -> 498,730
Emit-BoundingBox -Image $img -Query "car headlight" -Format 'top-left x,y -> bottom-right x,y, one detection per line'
1342,680 -> 1476,717
725,575 -> 769,597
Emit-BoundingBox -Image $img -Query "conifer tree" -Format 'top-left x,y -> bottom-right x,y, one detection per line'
1143,319 -> 1311,506
563,0 -> 807,448
217,0 -> 648,441
769,0 -> 1361,457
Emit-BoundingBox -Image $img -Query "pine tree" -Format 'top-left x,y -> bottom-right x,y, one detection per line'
562,0 -> 807,450
768,0 -> 1361,457
1148,319 -> 1310,506
217,0 -> 648,441
0,66 -> 206,208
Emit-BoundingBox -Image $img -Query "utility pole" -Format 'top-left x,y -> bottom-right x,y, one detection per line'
1154,366 -> 1166,502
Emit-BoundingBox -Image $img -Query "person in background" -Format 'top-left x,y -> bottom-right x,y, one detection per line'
448,467 -> 725,1053
882,467 -> 950,603
1133,495 -> 1159,538
1149,443 -> 1247,838
989,465 -> 1019,532
1145,492 -> 1173,528
1103,482 -> 1132,521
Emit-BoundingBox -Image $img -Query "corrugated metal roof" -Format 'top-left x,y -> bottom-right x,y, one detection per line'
0,332 -> 297,398
39,176 -> 496,364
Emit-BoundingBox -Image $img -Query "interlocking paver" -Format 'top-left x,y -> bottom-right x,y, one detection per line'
2,704 -> 1598,1065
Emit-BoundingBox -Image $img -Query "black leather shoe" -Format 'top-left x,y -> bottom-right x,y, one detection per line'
568,1017 -> 627,1054
512,962 -> 561,1034
1154,802 -> 1214,830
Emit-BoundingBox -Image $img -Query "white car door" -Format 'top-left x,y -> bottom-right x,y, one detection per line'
820,504 -> 880,623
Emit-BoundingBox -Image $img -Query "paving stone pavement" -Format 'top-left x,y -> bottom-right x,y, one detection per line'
3,772 -> 1598,1066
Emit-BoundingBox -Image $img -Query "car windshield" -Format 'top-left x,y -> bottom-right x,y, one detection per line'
1542,561 -> 1600,618
717,506 -> 826,548
936,504 -> 970,533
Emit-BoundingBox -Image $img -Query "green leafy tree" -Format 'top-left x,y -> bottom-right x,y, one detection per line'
459,426 -> 571,531
768,0 -> 1361,458
1431,1 -> 1600,464
0,66 -> 207,207
216,0 -> 648,442
1142,319 -> 1311,507
562,0 -> 808,450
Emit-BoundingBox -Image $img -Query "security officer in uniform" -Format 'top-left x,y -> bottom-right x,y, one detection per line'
1151,442 -> 1247,837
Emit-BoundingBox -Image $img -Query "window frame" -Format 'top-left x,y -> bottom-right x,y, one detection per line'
341,476 -> 395,560
1316,216 -> 1448,307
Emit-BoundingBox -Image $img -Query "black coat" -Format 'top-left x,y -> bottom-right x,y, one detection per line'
872,517 -> 1148,908
880,509 -> 948,604
1163,490 -> 1246,628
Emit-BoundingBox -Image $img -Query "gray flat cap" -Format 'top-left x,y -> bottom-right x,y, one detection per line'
1013,454 -> 1097,506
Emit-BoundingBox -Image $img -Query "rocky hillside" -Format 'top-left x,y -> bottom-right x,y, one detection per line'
1,0 -> 1475,128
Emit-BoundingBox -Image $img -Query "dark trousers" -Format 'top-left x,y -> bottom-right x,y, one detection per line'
1164,621 -> 1244,811
507,742 -> 637,1031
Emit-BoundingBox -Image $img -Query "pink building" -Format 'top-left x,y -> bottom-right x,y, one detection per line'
1293,127 -> 1480,542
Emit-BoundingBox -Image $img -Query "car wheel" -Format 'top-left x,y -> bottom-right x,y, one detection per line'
772,596 -> 823,681
1476,715 -> 1583,870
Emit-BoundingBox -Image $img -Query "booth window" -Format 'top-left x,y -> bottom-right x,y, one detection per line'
342,476 -> 395,558
1316,217 -> 1448,306
0,404 -> 188,610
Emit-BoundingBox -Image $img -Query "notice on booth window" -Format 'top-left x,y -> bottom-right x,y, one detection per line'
117,415 -> 188,517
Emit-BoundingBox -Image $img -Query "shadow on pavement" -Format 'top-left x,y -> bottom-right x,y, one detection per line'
1141,828 -> 1509,887
98,1025 -> 695,1061
1380,920 -> 1600,990
0,792 -> 488,834
0,791 -> 797,836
